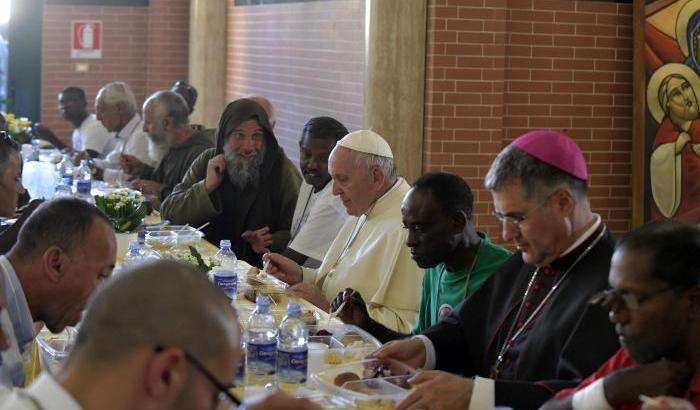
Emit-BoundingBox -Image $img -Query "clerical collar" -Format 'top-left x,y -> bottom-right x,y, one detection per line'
560,214 -> 602,258
550,214 -> 605,271
364,178 -> 404,219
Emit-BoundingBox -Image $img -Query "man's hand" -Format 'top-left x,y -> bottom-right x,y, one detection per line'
205,154 -> 227,193
330,288 -> 371,327
33,123 -> 66,150
242,226 -> 272,254
245,390 -> 323,410
396,371 -> 473,410
132,179 -> 163,197
642,396 -> 695,410
370,338 -> 427,369
262,253 -> 303,285
287,283 -> 329,311
604,359 -> 691,407
120,154 -> 144,176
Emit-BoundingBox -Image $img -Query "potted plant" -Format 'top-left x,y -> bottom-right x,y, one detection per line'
94,190 -> 148,257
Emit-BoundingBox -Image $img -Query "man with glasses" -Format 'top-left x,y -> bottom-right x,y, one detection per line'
541,221 -> 700,410
373,130 -> 619,409
0,260 -> 323,410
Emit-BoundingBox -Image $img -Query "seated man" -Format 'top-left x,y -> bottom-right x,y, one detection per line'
282,116 -> 349,268
0,260 -> 321,410
541,221 -> 700,410
331,172 -> 511,342
0,133 -> 42,254
0,198 -> 116,386
93,81 -> 152,182
372,130 -> 619,409
170,80 -> 215,145
247,95 -> 276,129
265,130 -> 424,333
33,86 -> 114,158
119,90 -> 214,210
161,98 -> 301,267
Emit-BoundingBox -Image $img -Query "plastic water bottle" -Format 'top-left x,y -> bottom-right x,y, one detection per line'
76,159 -> 92,198
122,242 -> 145,269
57,154 -> 74,186
212,240 -> 237,299
31,139 -> 40,161
277,303 -> 308,391
246,295 -> 277,389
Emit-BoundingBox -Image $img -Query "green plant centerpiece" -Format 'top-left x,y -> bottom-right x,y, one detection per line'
94,190 -> 147,233
1,112 -> 34,145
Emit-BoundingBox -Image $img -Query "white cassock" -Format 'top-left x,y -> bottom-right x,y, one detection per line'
301,178 -> 423,333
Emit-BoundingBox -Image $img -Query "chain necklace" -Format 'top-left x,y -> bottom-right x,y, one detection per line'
489,226 -> 606,379
435,240 -> 483,306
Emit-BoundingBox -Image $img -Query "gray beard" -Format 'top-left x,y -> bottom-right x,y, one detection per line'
148,136 -> 170,164
223,144 -> 266,190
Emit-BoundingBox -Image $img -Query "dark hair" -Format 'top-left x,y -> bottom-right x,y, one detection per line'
171,80 -> 198,114
0,131 -> 19,177
617,220 -> 700,288
302,116 -> 348,142
484,144 -> 588,201
413,172 -> 474,221
214,98 -> 276,155
12,198 -> 112,258
60,86 -> 87,102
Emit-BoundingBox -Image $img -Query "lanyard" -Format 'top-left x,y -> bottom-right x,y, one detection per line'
490,226 -> 606,378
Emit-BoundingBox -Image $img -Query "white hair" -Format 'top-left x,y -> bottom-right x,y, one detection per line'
353,150 -> 398,183
98,81 -> 137,115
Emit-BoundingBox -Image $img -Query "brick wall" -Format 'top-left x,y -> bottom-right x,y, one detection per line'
226,0 -> 365,166
424,0 -> 633,241
41,0 -> 189,146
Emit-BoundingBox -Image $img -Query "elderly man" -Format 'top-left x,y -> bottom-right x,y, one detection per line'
33,87 -> 114,157
265,130 -> 423,333
373,130 -> 619,409
161,98 -> 301,267
0,198 -> 116,386
331,172 -> 511,342
0,260 -> 321,410
541,221 -> 700,410
119,91 -> 214,210
93,81 -> 152,181
282,116 -> 349,268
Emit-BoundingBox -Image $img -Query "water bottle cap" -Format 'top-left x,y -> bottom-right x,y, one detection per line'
286,303 -> 302,315
220,239 -> 231,249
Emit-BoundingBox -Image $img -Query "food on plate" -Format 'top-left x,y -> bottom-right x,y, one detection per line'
333,372 -> 360,387
355,399 -> 396,410
313,329 -> 334,337
340,331 -> 364,346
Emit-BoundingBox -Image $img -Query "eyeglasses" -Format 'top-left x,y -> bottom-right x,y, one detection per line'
492,190 -> 558,229
155,346 -> 241,407
589,286 -> 678,311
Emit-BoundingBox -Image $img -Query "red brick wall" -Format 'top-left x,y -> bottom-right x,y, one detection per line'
41,0 -> 189,146
226,0 -> 365,166
424,0 -> 633,241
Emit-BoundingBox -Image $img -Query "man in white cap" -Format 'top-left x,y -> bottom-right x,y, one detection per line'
264,130 -> 423,333
372,130 -> 619,409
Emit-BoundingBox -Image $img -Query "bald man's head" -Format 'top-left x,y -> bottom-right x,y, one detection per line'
246,95 -> 276,129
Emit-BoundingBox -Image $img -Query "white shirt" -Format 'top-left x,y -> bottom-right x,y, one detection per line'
288,181 -> 348,268
71,114 -> 114,158
95,114 -> 152,171
0,373 -> 82,410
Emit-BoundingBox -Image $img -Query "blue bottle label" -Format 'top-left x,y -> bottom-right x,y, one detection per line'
247,341 -> 276,376
61,175 -> 73,186
277,347 -> 307,384
213,271 -> 237,298
77,180 -> 91,195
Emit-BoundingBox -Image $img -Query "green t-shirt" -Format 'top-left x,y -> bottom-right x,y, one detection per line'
411,232 -> 512,334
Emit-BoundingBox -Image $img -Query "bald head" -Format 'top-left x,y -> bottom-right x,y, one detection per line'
246,95 -> 276,129
72,260 -> 239,367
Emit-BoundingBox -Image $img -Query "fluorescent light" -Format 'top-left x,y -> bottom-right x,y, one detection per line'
0,0 -> 10,26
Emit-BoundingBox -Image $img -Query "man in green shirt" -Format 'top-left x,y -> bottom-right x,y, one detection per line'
330,172 -> 511,342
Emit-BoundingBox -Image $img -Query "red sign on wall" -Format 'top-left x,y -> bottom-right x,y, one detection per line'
71,20 -> 102,59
